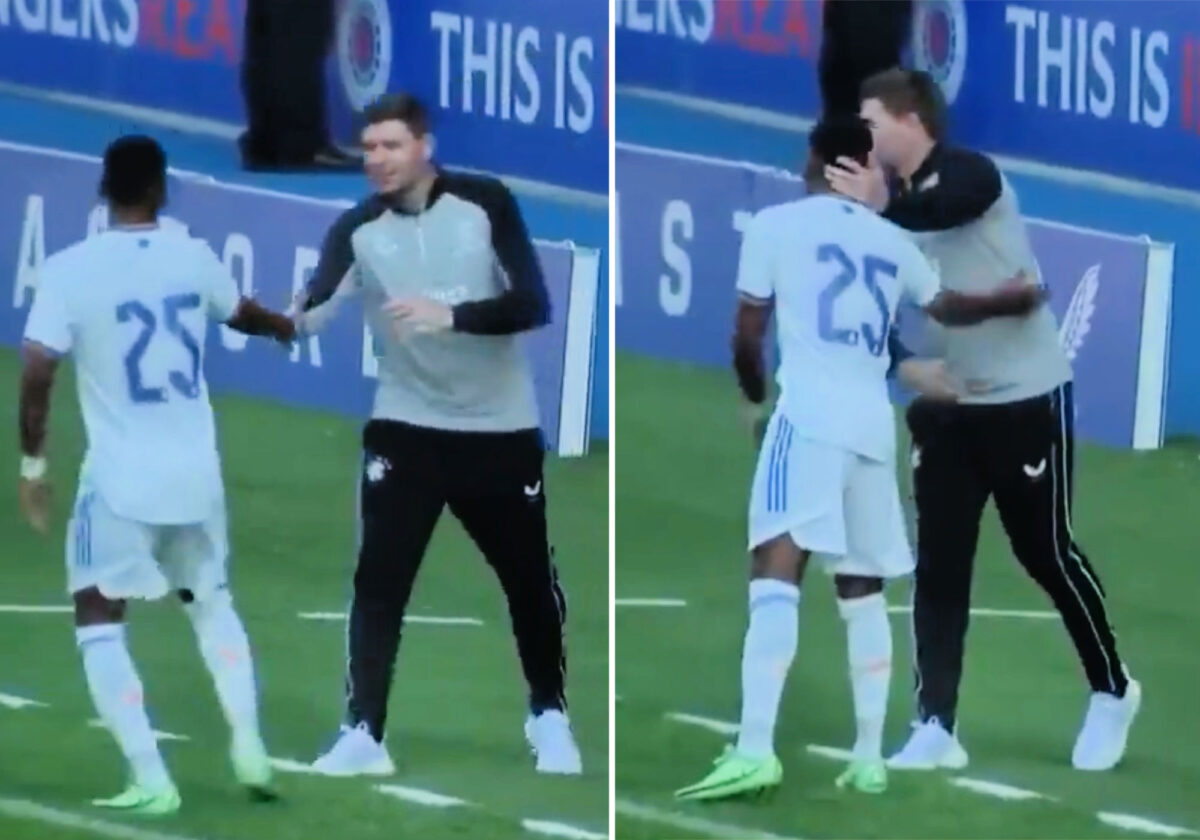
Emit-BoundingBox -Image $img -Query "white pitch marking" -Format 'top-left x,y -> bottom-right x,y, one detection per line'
665,712 -> 739,736
950,777 -> 1053,801
805,744 -> 854,762
887,606 -> 1058,620
615,598 -> 687,608
86,719 -> 189,742
0,604 -> 72,614
375,784 -> 470,808
1098,813 -> 1197,837
521,819 -> 606,840
298,612 -> 483,626
0,693 -> 48,710
616,800 -> 800,840
269,757 -> 322,775
0,796 -> 207,840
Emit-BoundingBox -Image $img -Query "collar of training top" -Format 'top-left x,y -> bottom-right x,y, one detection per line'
374,168 -> 448,216
901,143 -> 944,193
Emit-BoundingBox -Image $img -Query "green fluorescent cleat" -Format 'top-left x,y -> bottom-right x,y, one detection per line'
92,784 -> 181,815
675,746 -> 783,801
835,759 -> 888,794
232,735 -> 280,803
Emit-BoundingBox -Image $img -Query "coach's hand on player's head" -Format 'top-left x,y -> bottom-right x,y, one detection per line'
18,475 -> 51,535
825,156 -> 889,212
384,297 -> 454,335
897,359 -> 959,403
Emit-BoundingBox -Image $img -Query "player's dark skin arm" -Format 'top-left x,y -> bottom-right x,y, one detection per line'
18,343 -> 59,457
732,297 -> 772,405
225,298 -> 297,342
452,183 -> 551,336
924,282 -> 1047,327
884,148 -> 1003,232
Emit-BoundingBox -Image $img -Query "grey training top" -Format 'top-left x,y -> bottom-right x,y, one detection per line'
887,144 -> 1072,404
301,170 -> 550,432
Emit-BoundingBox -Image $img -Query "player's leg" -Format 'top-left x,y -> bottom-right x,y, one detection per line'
677,418 -> 847,801
891,401 -> 987,769
987,384 -> 1138,771
446,428 -> 580,775
162,504 -> 274,800
830,453 -> 916,792
314,420 -> 446,776
68,490 -> 179,814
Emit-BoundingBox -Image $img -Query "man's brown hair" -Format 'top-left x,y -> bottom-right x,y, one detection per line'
860,68 -> 948,141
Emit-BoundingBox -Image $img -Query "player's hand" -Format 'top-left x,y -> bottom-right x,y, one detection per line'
897,359 -> 959,402
384,297 -> 454,335
742,402 -> 770,446
18,476 -> 51,535
825,156 -> 889,211
996,271 -> 1048,314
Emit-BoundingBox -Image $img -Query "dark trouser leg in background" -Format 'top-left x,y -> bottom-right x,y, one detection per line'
987,384 -> 1128,697
239,0 -> 332,165
448,430 -> 567,714
819,0 -> 913,119
345,421 -> 445,741
909,401 -> 989,732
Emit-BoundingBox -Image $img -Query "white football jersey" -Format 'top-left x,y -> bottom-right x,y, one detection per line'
23,225 -> 241,524
736,195 -> 940,462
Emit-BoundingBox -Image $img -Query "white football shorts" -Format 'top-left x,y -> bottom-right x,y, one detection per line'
65,482 -> 229,601
748,410 -> 914,579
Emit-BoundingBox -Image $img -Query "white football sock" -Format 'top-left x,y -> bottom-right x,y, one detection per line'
76,624 -> 173,792
736,578 -> 800,759
838,592 -> 892,761
185,589 -> 262,743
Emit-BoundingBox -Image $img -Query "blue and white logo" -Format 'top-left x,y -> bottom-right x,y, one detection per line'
337,0 -> 393,112
911,0 -> 968,105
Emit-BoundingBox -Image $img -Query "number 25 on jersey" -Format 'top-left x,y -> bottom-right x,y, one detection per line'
816,243 -> 896,357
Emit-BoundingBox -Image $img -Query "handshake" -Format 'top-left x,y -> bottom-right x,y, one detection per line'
280,293 -> 455,340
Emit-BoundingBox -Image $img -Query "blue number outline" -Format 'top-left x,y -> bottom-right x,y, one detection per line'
116,301 -> 166,404
816,243 -> 896,358
116,295 -> 203,404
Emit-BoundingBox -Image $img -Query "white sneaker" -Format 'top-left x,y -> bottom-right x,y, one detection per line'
524,710 -> 583,775
1072,678 -> 1142,771
888,719 -> 969,770
311,722 -> 396,777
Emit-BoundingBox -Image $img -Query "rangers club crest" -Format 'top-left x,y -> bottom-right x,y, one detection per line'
911,0 -> 969,105
337,0 -> 393,111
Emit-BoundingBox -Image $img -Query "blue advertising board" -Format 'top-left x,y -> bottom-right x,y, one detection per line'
0,0 -> 607,193
332,0 -> 608,194
616,0 -> 1200,192
616,143 -> 1174,450
0,140 -> 600,456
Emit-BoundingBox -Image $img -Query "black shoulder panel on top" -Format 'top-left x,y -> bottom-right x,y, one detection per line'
436,172 -> 552,336
303,197 -> 386,310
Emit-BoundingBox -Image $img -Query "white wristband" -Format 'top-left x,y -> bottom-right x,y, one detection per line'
20,456 -> 47,481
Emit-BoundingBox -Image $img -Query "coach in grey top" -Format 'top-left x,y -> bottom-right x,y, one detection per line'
300,153 -> 547,433
830,70 -> 1139,774
296,94 -> 581,779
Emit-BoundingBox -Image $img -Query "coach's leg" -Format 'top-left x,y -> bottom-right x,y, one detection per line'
448,430 -> 566,714
989,385 -> 1137,770
345,422 -> 445,744
447,429 -> 579,774
906,402 -> 988,738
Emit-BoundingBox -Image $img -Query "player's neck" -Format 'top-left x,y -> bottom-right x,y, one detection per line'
392,169 -> 438,214
897,138 -> 937,183
109,209 -> 157,228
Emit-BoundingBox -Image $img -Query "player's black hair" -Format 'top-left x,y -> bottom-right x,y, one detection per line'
860,68 -> 948,141
362,93 -> 431,137
803,115 -> 873,189
99,135 -> 167,210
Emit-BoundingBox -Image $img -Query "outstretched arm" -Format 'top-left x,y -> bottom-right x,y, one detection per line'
923,276 -> 1047,327
225,298 -> 297,342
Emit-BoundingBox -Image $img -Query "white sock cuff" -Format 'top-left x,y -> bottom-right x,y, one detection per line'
748,578 -> 800,610
76,623 -> 124,646
836,591 -> 887,619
